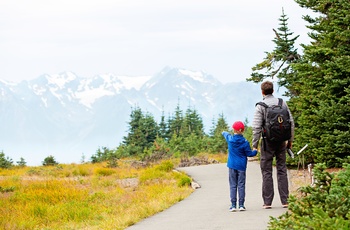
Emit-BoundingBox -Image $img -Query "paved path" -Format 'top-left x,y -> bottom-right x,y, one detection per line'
126,161 -> 288,230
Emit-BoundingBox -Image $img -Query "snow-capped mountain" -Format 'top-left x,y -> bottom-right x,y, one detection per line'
0,67 -> 285,166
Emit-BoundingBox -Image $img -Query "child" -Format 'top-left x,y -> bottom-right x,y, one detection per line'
222,121 -> 258,211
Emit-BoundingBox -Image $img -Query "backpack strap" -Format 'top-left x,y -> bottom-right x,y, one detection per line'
256,99 -> 283,108
278,98 -> 283,107
255,102 -> 268,108
255,101 -> 268,151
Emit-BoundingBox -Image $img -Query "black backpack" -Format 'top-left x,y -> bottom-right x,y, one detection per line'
256,98 -> 292,142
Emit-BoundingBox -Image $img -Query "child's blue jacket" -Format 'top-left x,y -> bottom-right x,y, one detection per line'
222,132 -> 258,171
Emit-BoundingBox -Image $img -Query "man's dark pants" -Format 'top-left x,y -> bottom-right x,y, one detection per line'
260,140 -> 289,206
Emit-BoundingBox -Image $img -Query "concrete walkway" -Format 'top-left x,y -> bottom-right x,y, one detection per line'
126,161 -> 288,230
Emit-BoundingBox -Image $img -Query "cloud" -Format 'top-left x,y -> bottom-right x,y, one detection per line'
0,0 -> 310,83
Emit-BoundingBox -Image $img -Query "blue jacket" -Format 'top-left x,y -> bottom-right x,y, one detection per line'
222,132 -> 258,171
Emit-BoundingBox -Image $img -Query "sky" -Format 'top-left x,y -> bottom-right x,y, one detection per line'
0,0 -> 312,84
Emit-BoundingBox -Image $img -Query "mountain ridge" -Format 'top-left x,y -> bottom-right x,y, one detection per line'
0,67 -> 285,166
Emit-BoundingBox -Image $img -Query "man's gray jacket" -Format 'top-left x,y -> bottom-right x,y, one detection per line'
252,94 -> 295,149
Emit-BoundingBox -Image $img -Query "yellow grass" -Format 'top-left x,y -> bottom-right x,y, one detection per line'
0,159 -> 193,230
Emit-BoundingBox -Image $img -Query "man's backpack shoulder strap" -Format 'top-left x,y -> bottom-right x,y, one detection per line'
256,98 -> 283,108
278,98 -> 283,107
255,101 -> 268,108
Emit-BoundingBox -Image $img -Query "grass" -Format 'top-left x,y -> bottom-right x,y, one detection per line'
0,159 -> 195,230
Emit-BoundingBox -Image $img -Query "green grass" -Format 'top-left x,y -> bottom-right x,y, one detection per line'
0,159 -> 194,230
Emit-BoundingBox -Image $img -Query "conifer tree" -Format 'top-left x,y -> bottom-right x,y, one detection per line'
16,157 -> 27,167
142,112 -> 159,147
247,9 -> 301,97
0,151 -> 13,169
122,106 -> 159,155
208,113 -> 229,153
158,110 -> 168,140
291,0 -> 350,167
182,106 -> 205,137
168,102 -> 183,136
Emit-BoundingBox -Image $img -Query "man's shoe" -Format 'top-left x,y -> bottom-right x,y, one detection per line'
263,205 -> 272,209
229,206 -> 236,212
239,206 -> 246,211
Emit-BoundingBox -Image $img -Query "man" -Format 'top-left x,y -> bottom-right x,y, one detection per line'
252,81 -> 294,209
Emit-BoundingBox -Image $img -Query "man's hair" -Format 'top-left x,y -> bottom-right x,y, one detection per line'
261,81 -> 274,95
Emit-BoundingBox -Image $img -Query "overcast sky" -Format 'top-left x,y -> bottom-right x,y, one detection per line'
0,0 -> 311,83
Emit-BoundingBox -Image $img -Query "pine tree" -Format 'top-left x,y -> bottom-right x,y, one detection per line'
291,0 -> 350,167
168,102 -> 183,136
122,106 -> 159,155
42,155 -> 58,166
0,151 -> 13,169
143,112 -> 159,148
158,109 -> 168,140
247,8 -> 301,97
16,157 -> 27,167
208,113 -> 229,153
182,106 -> 205,137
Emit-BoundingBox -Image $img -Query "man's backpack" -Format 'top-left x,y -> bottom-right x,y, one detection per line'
256,98 -> 292,142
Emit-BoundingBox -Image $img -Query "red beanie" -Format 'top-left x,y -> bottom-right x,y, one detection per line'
232,121 -> 245,131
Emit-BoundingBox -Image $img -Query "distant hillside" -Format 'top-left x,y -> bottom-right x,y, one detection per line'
0,67 -> 287,165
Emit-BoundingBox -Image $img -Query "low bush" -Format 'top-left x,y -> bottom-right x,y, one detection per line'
176,173 -> 192,187
94,167 -> 116,176
269,161 -> 350,229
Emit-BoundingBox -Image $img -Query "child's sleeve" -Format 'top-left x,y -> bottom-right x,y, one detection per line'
222,131 -> 229,139
245,140 -> 258,157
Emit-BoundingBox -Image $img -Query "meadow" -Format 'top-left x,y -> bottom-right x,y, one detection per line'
0,157 -> 220,230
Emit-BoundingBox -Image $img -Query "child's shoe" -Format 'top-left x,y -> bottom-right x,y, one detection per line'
229,205 -> 236,212
239,206 -> 246,211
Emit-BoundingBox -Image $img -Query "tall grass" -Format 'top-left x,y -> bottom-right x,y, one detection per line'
0,159 -> 193,230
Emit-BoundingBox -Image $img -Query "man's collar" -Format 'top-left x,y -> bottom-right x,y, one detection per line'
263,94 -> 274,99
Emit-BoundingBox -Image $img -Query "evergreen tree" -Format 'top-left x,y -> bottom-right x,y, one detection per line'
122,106 -> 159,155
168,102 -> 183,136
91,146 -> 115,163
208,113 -> 229,153
247,9 -> 301,97
16,157 -> 27,167
143,112 -> 159,148
158,109 -> 168,140
42,155 -> 58,166
122,106 -> 145,155
243,118 -> 254,146
182,106 -> 205,137
291,0 -> 350,167
0,151 -> 13,169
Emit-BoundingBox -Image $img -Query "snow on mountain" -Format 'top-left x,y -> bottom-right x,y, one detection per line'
116,75 -> 152,90
0,67 -> 284,166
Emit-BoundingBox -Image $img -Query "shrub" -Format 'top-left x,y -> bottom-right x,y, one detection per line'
90,146 -> 117,163
94,168 -> 115,176
42,155 -> 59,166
139,167 -> 165,184
269,161 -> 350,229
0,186 -> 15,193
16,157 -> 27,167
0,151 -> 13,169
177,174 -> 191,187
72,166 -> 91,177
155,160 -> 174,172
